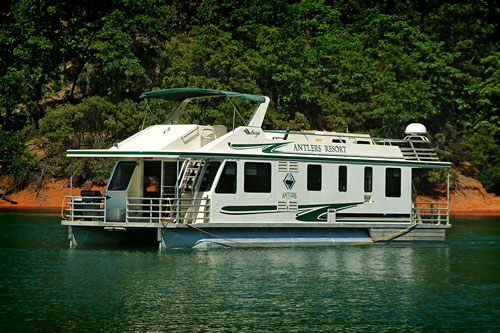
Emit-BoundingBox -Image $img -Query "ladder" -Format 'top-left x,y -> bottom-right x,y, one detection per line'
175,159 -> 207,223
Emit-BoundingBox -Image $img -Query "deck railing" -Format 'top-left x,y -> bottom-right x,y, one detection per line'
64,196 -> 107,222
63,195 -> 210,224
411,202 -> 449,225
126,197 -> 210,224
373,138 -> 439,162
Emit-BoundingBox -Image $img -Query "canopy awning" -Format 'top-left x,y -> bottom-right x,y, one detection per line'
140,88 -> 266,103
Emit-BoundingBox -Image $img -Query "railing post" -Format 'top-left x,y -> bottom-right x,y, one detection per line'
71,197 -> 74,221
437,203 -> 441,225
430,203 -> 434,222
447,169 -> 450,225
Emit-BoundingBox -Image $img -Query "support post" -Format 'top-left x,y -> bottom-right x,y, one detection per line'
447,169 -> 450,225
70,158 -> 73,197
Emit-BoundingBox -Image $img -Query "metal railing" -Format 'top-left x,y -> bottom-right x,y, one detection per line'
373,138 -> 439,161
63,195 -> 210,224
64,196 -> 106,222
411,202 -> 449,225
126,197 -> 211,224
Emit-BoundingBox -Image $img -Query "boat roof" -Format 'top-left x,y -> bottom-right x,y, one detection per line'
141,88 -> 270,127
140,88 -> 266,103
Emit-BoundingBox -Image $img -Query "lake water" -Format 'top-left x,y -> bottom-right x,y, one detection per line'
0,211 -> 499,332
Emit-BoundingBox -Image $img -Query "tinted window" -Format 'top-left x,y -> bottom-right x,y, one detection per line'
364,167 -> 373,192
307,164 -> 322,191
339,166 -> 347,192
386,168 -> 401,197
215,162 -> 237,194
199,162 -> 221,191
108,161 -> 136,191
244,162 -> 271,193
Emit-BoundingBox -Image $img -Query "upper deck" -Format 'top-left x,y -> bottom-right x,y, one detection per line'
66,88 -> 450,169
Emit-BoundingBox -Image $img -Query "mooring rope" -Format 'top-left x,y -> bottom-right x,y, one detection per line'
162,221 -> 421,248
348,222 -> 422,246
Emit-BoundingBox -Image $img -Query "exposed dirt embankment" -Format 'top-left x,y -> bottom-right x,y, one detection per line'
0,180 -> 105,211
1,176 -> 499,215
418,174 -> 500,216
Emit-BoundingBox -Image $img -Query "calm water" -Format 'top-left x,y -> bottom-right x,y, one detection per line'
0,211 -> 499,332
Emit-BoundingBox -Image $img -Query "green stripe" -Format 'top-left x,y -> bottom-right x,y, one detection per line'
221,202 -> 363,222
67,150 -> 450,168
222,205 -> 277,212
338,220 -> 411,223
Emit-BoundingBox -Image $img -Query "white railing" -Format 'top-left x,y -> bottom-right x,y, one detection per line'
411,202 -> 449,225
126,197 -> 210,224
63,195 -> 210,224
64,196 -> 106,222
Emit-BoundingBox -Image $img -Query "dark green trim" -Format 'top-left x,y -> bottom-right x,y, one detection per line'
338,220 -> 412,223
221,202 -> 363,222
67,149 -> 450,168
222,205 -> 277,212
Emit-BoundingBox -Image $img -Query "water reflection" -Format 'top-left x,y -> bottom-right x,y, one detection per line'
0,213 -> 498,331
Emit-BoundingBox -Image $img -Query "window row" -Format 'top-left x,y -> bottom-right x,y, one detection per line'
306,164 -> 400,197
212,162 -> 401,197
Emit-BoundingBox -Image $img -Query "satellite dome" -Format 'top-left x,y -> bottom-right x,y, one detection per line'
405,123 -> 427,135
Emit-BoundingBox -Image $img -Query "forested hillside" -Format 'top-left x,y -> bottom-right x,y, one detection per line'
1,0 -> 499,194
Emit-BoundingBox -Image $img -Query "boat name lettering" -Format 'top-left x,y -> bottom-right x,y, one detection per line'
325,145 -> 347,153
293,144 -> 322,152
293,144 -> 346,154
282,192 -> 297,200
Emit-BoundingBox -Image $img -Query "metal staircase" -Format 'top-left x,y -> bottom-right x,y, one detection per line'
175,159 -> 207,223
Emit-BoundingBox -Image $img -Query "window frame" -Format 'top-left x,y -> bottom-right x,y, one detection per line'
338,165 -> 347,192
385,167 -> 401,197
364,167 -> 373,193
307,164 -> 322,191
244,162 -> 272,193
215,161 -> 237,194
107,161 -> 136,191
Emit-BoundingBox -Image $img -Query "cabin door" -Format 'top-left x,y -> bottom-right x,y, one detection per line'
142,161 -> 161,219
105,160 -> 137,222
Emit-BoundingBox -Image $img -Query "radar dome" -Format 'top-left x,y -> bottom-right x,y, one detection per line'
405,123 -> 427,135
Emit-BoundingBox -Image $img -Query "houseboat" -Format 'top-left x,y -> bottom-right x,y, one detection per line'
62,88 -> 451,249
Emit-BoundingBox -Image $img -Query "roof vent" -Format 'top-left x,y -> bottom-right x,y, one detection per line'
405,123 -> 427,135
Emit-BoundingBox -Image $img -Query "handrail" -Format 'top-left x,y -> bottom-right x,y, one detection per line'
411,202 -> 449,225
126,196 -> 210,224
63,195 -> 210,224
63,196 -> 106,222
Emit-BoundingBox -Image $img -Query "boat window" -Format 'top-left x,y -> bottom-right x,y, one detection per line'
339,166 -> 347,192
307,164 -> 322,191
364,167 -> 373,192
108,161 -> 136,191
244,162 -> 271,193
144,161 -> 161,198
199,162 -> 221,192
332,138 -> 345,144
386,168 -> 401,197
357,140 -> 370,145
215,162 -> 237,194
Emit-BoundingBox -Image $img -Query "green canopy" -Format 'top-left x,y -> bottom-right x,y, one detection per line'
140,88 -> 266,103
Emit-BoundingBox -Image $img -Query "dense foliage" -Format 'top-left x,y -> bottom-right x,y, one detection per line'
1,0 -> 499,193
